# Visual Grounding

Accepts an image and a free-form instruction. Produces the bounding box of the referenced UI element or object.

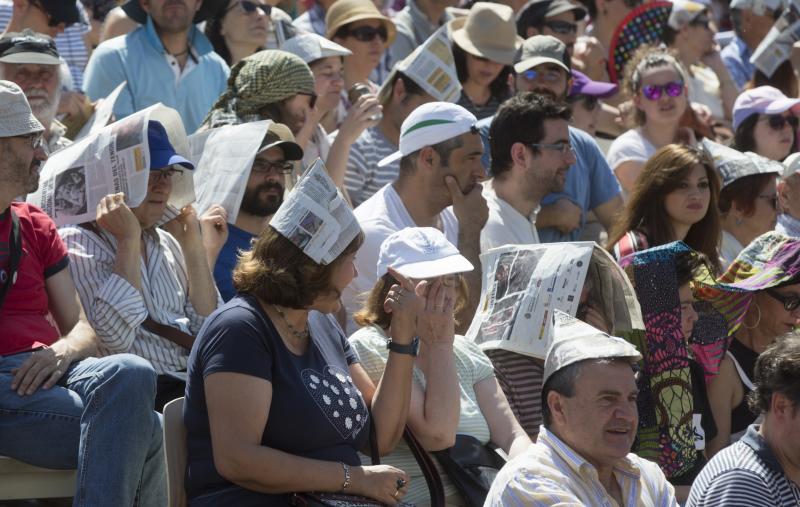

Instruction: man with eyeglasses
[83,0,229,133]
[477,35,623,244]
[0,29,73,153]
[481,93,575,252]
[516,0,586,55]
[210,122,304,302]
[0,80,167,505]
[59,120,223,411]
[722,0,783,91]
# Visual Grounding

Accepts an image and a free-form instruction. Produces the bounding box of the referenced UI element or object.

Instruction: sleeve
[344,137,370,207]
[200,307,274,382]
[28,205,69,278]
[458,337,495,384]
[59,227,147,353]
[687,470,779,507]
[720,47,748,91]
[387,29,416,69]
[605,133,649,171]
[573,130,621,210]
[349,328,389,385]
[82,42,135,118]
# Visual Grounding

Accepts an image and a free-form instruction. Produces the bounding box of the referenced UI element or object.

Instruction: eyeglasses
[543,20,578,34]
[765,289,800,312]
[641,81,684,101]
[758,194,779,210]
[251,158,294,175]
[523,68,563,83]
[31,0,74,28]
[13,132,44,150]
[298,91,318,109]
[226,0,272,16]
[529,142,574,156]
[149,167,180,184]
[762,114,799,131]
[342,25,388,43]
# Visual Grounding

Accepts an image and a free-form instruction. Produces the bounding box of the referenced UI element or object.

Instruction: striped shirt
[485,349,544,440]
[59,225,220,374]
[344,126,398,208]
[686,424,800,507]
[0,1,91,90]
[485,426,678,507]
[350,326,495,505]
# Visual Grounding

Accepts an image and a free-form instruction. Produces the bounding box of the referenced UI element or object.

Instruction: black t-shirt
[183,294,370,503]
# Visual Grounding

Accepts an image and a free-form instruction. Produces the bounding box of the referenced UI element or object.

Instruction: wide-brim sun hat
[325,0,397,45]
[733,86,800,131]
[0,80,44,137]
[122,0,227,24]
[376,227,474,280]
[449,2,522,66]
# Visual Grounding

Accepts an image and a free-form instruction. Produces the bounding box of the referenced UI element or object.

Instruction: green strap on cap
[401,118,456,138]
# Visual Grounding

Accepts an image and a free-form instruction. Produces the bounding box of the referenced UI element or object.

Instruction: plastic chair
[163,397,187,507]
[0,455,76,500]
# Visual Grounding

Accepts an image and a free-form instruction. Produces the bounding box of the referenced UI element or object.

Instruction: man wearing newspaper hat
[59,120,223,411]
[0,29,72,152]
[721,0,783,90]
[485,312,678,506]
[343,101,488,335]
[211,122,304,302]
[0,80,167,504]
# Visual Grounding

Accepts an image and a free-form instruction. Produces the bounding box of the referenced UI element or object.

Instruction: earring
[743,302,762,330]
[735,217,743,226]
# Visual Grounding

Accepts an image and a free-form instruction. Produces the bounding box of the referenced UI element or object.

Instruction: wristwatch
[386,336,420,357]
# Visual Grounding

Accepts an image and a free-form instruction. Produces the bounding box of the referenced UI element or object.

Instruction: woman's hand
[350,465,410,505]
[338,94,382,143]
[417,276,456,346]
[383,267,422,345]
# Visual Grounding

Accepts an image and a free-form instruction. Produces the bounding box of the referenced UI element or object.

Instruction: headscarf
[200,50,315,130]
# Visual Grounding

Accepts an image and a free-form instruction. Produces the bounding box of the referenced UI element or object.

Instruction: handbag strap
[404,427,445,507]
[0,208,22,311]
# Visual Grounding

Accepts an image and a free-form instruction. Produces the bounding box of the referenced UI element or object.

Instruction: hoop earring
[743,302,762,330]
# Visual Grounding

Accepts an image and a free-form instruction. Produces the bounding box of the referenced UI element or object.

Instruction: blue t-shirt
[184,295,370,505]
[477,117,621,243]
[213,224,255,302]
[720,35,755,91]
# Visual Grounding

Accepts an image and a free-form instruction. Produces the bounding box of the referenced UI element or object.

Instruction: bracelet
[339,462,351,491]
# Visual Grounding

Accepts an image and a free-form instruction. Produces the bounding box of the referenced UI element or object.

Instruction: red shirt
[0,202,69,355]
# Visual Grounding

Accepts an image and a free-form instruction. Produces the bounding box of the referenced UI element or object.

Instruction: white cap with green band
[377,102,478,167]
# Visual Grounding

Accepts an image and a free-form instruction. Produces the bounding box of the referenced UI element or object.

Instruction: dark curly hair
[748,333,800,415]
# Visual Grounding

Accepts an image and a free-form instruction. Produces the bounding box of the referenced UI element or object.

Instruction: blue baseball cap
[148,121,194,171]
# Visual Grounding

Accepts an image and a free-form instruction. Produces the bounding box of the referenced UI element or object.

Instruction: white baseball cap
[783,152,800,179]
[0,79,43,137]
[729,0,782,15]
[543,311,642,386]
[280,33,352,64]
[376,227,474,279]
[378,102,477,167]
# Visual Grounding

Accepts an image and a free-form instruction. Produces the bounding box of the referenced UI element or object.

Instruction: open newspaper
[190,120,271,223]
[74,81,127,142]
[270,159,360,265]
[27,103,194,227]
[751,0,800,77]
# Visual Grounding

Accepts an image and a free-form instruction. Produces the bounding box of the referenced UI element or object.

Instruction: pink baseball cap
[733,86,800,131]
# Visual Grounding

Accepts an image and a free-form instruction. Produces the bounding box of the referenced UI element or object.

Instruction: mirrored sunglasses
[641,81,684,101]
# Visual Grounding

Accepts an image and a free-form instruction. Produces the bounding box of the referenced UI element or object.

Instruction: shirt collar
[734,35,752,59]
[740,424,786,476]
[537,426,641,479]
[143,16,212,56]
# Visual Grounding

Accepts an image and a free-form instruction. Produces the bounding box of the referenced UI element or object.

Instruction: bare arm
[614,161,644,194]
[474,376,531,459]
[325,95,381,188]
[706,357,741,458]
[592,195,623,232]
[534,199,582,235]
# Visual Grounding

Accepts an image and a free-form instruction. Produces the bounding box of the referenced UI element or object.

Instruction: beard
[26,88,58,129]
[239,181,284,217]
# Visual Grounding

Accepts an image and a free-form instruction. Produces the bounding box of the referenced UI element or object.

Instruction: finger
[444,175,463,204]
[433,278,447,310]
[415,279,429,299]
[425,279,442,312]
[15,356,47,395]
[387,267,415,292]
[42,366,64,390]
[26,363,55,395]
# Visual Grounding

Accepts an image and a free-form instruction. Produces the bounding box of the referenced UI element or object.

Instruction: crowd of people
[3,0,800,506]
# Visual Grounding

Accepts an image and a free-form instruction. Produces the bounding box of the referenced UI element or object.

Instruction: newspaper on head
[27,103,195,227]
[74,82,127,142]
[269,158,360,265]
[751,0,800,77]
[190,120,272,223]
[465,242,595,359]
[378,25,461,104]
[701,138,782,188]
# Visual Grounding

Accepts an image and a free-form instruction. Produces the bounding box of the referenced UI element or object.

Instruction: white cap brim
[392,253,474,279]
[764,97,800,115]
[378,150,403,167]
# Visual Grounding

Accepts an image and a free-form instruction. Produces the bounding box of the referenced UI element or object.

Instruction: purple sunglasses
[641,81,684,101]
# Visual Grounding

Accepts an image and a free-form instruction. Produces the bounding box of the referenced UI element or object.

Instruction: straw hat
[448,2,522,66]
[325,0,397,45]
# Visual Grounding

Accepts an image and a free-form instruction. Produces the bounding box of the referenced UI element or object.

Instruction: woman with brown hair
[607,144,722,272]
[182,169,417,506]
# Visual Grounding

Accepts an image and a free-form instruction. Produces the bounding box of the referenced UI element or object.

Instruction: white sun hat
[376,227,474,279]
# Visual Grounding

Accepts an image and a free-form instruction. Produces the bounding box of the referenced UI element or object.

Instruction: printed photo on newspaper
[27,103,193,227]
[270,158,360,265]
[751,0,800,77]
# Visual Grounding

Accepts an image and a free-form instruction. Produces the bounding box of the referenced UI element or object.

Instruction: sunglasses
[641,81,684,101]
[13,132,44,150]
[762,114,799,131]
[765,289,800,312]
[342,25,388,43]
[298,91,318,109]
[543,20,578,35]
[226,0,272,16]
[523,68,563,83]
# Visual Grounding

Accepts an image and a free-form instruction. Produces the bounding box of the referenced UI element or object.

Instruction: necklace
[274,305,309,341]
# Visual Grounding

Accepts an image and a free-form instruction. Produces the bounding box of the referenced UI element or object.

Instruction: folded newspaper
[751,0,800,77]
[27,103,194,227]
[465,242,643,359]
[190,120,272,223]
[270,159,360,265]
[74,81,127,142]
[701,138,782,188]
